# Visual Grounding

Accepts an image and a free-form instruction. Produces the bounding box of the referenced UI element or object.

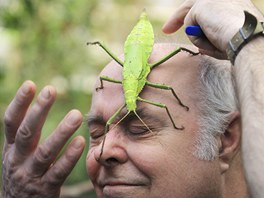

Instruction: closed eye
[86,114,106,141]
[127,125,152,136]
[122,108,163,136]
[89,124,105,140]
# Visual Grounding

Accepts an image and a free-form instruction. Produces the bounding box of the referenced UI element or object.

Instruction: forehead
[89,44,201,121]
[148,44,200,88]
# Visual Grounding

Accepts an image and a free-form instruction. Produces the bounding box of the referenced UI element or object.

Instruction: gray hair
[194,56,239,160]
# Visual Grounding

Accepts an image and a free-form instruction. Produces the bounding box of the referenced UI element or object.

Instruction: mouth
[99,180,148,194]
[102,183,147,197]
[98,176,149,187]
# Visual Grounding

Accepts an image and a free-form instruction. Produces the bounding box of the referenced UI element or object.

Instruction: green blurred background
[0,0,263,197]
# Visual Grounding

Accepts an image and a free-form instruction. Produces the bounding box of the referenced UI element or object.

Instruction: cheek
[127,144,187,196]
[127,137,222,197]
[127,139,189,182]
[129,132,194,171]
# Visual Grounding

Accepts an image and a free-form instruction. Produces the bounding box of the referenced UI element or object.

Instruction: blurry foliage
[0,0,99,196]
[0,0,264,197]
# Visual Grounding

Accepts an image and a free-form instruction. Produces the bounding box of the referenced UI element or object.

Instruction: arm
[234,37,264,198]
[162,0,264,197]
[2,81,85,198]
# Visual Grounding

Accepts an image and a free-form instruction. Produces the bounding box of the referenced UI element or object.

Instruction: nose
[94,127,128,167]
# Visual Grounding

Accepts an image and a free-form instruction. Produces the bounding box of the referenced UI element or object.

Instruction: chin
[95,185,149,198]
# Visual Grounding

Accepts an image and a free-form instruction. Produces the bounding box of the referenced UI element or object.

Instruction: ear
[219,112,241,174]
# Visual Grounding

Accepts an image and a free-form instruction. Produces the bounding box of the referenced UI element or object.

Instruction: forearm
[234,36,264,198]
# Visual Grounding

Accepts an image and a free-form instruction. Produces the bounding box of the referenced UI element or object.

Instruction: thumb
[162,0,195,34]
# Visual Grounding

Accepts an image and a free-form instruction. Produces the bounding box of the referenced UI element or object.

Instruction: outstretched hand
[163,0,263,59]
[2,81,85,198]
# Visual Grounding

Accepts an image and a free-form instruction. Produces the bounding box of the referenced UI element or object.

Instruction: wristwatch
[226,11,264,65]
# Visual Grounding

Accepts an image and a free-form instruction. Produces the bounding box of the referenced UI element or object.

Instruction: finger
[15,86,56,159]
[187,35,227,59]
[199,48,227,60]
[162,0,195,34]
[29,110,83,176]
[4,81,36,145]
[190,35,216,51]
[44,136,85,187]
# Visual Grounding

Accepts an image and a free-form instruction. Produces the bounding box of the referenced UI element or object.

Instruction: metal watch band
[226,11,264,65]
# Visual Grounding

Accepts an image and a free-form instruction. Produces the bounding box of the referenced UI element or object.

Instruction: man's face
[86,46,222,198]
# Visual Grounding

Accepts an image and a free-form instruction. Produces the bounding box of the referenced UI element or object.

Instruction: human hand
[163,0,264,59]
[2,81,85,198]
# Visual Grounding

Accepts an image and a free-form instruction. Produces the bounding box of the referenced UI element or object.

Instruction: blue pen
[185,25,204,37]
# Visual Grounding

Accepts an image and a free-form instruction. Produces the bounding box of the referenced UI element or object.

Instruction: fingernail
[41,87,50,99]
[66,110,82,125]
[22,81,31,95]
[73,137,83,149]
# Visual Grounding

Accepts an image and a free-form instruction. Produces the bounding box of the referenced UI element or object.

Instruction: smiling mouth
[99,179,148,188]
[101,181,148,188]
[102,184,146,197]
[104,183,143,187]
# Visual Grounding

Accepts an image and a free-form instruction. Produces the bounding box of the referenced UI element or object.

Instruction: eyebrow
[86,113,104,127]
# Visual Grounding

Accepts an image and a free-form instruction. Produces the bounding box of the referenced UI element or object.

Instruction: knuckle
[65,149,77,161]
[58,123,72,138]
[53,166,66,181]
[58,124,75,141]
[12,168,25,181]
[46,166,67,186]
[18,124,34,140]
[34,145,53,164]
[30,103,43,117]
[54,122,78,142]
[4,111,14,129]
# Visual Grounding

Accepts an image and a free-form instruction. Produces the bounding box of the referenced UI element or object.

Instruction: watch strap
[226,11,264,65]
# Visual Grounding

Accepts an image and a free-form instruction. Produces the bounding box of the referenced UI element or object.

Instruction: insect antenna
[111,110,153,134]
[111,110,131,131]
[133,110,153,133]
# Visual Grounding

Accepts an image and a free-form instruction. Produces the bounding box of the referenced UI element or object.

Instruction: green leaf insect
[87,10,199,159]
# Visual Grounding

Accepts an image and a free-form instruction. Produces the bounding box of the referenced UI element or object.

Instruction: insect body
[123,11,153,113]
[87,11,199,160]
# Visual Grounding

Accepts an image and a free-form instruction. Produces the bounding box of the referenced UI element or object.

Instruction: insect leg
[96,75,122,91]
[87,41,124,67]
[145,81,189,111]
[149,47,199,69]
[97,104,127,161]
[137,97,184,130]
